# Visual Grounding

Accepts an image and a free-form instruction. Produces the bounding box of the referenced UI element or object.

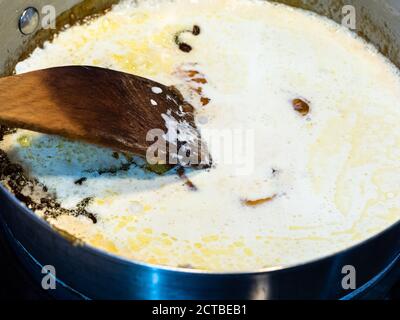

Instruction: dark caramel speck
[74,177,87,185]
[242,195,277,207]
[192,25,201,36]
[292,98,310,116]
[179,43,193,53]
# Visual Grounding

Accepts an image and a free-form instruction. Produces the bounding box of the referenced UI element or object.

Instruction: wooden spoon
[0,66,210,168]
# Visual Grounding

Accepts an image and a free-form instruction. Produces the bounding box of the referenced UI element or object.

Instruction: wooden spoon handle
[0,69,89,139]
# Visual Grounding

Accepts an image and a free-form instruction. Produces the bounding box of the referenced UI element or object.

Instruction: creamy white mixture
[1,0,400,271]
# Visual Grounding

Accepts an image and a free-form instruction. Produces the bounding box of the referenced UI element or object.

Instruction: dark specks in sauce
[112,152,120,159]
[175,25,201,53]
[242,195,277,207]
[0,125,16,141]
[177,167,198,191]
[74,177,87,185]
[179,43,193,53]
[192,25,201,36]
[0,149,97,224]
[292,98,310,116]
[74,197,96,224]
[174,64,211,106]
[272,168,280,177]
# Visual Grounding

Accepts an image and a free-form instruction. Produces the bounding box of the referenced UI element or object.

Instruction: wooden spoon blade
[0,66,211,168]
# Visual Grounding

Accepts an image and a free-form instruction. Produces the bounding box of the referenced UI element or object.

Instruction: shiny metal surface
[0,0,82,75]
[18,7,40,35]
[0,0,399,299]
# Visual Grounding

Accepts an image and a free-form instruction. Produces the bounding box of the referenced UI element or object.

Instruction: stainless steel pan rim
[1,182,399,276]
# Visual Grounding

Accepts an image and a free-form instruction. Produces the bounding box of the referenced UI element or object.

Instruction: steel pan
[0,0,399,299]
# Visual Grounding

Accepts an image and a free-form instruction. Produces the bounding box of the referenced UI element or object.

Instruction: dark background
[0,228,51,300]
